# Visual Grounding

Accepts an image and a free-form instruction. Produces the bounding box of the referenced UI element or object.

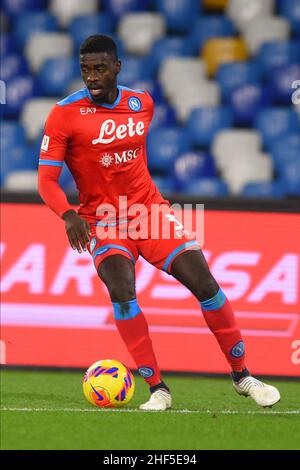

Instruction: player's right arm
[38,104,91,253]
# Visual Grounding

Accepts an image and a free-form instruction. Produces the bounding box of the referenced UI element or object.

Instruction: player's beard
[89,87,106,102]
[89,83,118,105]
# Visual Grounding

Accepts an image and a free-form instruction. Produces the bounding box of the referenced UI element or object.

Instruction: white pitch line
[1,407,299,415]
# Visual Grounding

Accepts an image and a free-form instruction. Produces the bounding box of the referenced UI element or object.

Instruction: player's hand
[62,210,91,253]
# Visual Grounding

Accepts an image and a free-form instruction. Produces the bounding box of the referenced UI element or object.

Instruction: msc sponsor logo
[92,117,145,145]
[99,148,141,167]
[128,96,142,112]
[100,153,114,167]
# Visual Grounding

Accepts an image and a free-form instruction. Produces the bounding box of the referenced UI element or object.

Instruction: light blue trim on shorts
[162,240,200,272]
[92,244,136,264]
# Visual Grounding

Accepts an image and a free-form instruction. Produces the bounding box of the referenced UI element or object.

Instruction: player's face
[80,52,121,103]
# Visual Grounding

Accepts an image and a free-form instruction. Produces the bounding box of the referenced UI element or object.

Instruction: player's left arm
[38,105,91,253]
[38,104,73,217]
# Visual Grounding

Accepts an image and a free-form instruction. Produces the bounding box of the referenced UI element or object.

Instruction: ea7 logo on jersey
[80,107,96,115]
[92,117,145,145]
[41,134,50,152]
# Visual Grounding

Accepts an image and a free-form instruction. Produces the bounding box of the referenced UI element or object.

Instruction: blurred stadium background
[1,0,300,377]
[1,1,300,450]
[1,0,300,198]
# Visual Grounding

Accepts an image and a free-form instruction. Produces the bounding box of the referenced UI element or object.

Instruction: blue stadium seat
[131,79,164,103]
[118,56,155,85]
[278,0,300,36]
[147,127,191,173]
[183,178,229,196]
[155,0,200,33]
[150,103,177,129]
[1,34,17,56]
[269,64,300,104]
[150,37,194,72]
[257,41,300,77]
[1,10,10,33]
[2,0,48,17]
[187,107,233,147]
[190,15,235,54]
[102,0,151,17]
[152,175,176,194]
[254,108,300,150]
[270,134,300,171]
[3,76,39,118]
[172,151,216,191]
[280,160,300,196]
[229,84,271,125]
[14,12,58,49]
[216,61,261,100]
[109,35,125,58]
[242,181,287,198]
[1,145,37,183]
[37,57,81,96]
[69,15,115,52]
[0,121,27,150]
[0,55,28,82]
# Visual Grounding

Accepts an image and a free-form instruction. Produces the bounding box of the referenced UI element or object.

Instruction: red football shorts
[87,205,201,274]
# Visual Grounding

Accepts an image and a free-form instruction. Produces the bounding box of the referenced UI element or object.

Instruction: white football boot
[139,389,172,411]
[233,376,280,407]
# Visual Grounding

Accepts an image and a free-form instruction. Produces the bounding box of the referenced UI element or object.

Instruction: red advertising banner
[1,203,300,376]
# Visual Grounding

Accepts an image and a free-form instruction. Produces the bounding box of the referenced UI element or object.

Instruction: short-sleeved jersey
[39,85,167,222]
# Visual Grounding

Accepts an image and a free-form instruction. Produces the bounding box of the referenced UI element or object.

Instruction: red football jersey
[38,85,167,222]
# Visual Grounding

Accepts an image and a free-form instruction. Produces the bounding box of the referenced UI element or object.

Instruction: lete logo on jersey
[92,117,145,145]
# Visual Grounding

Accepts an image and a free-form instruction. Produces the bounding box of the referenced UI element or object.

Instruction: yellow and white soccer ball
[82,359,135,408]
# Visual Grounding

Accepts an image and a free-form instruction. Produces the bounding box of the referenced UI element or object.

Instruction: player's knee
[98,255,136,302]
[197,274,219,301]
[107,278,136,302]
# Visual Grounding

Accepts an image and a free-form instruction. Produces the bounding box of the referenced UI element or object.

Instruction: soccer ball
[82,359,135,408]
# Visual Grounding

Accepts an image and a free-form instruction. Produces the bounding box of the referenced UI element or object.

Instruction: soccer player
[38,35,280,411]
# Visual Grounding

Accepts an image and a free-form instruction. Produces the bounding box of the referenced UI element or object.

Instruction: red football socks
[113,299,162,386]
[200,289,246,371]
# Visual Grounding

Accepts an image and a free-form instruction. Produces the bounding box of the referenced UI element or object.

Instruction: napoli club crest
[128,96,142,112]
[138,367,154,378]
[230,341,245,358]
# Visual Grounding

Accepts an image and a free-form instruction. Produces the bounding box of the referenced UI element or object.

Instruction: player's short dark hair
[79,35,118,59]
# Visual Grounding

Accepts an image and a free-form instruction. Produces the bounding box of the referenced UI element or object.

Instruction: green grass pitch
[1,369,299,450]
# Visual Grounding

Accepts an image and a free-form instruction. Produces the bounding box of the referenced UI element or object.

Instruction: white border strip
[1,407,299,415]
[1,303,299,337]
